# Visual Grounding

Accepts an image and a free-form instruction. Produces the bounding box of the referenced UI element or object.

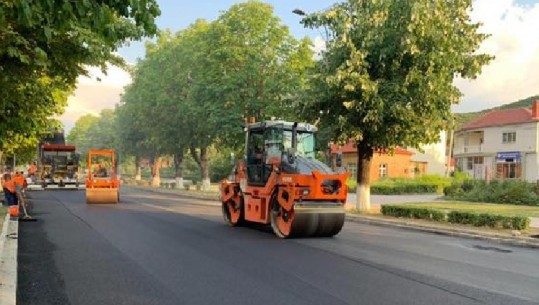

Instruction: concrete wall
[335,151,418,182]
[482,123,537,153]
[525,153,539,182]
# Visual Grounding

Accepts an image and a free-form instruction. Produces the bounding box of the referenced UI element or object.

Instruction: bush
[447,211,530,230]
[381,205,446,221]
[382,205,530,230]
[347,178,357,193]
[444,179,539,206]
[443,182,463,196]
[370,175,451,195]
[372,183,438,195]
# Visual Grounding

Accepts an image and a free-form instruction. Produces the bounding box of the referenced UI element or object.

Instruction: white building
[409,131,448,176]
[454,101,539,182]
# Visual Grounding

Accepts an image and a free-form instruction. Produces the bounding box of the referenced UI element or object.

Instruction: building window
[473,157,483,164]
[466,157,473,170]
[502,132,516,143]
[379,163,388,178]
[347,163,357,180]
[496,163,521,179]
[455,158,464,171]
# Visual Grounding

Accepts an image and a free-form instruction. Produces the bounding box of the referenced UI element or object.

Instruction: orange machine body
[85,149,120,204]
[220,120,349,238]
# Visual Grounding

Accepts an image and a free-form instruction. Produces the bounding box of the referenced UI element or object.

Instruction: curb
[346,214,539,249]
[0,213,18,305]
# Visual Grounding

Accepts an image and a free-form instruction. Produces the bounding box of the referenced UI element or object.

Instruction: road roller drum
[86,188,119,204]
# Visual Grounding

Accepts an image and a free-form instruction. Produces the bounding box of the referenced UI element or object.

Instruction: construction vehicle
[220,120,349,238]
[86,149,120,204]
[30,130,80,189]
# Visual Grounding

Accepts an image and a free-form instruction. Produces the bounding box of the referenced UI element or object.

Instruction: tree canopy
[301,0,493,210]
[117,1,314,188]
[0,0,160,158]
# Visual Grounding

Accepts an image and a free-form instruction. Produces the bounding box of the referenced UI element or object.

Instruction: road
[17,187,539,305]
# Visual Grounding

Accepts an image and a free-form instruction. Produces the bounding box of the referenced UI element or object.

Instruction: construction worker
[13,172,32,219]
[14,171,26,193]
[2,173,18,206]
[28,162,37,181]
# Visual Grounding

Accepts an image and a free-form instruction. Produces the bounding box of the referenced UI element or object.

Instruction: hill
[454,94,539,129]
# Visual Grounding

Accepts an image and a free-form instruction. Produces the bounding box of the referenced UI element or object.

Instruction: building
[330,142,427,182]
[408,131,448,176]
[453,100,539,182]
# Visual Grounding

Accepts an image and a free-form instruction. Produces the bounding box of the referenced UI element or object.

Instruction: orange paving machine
[220,120,348,238]
[86,149,120,204]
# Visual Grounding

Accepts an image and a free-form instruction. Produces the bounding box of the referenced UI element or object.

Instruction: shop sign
[496,151,521,163]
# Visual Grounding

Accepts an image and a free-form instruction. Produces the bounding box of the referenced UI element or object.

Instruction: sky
[59,0,539,132]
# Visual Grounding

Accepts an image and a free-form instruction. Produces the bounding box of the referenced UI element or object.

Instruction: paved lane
[17,188,539,305]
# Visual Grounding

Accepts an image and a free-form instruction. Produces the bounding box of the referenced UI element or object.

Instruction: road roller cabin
[220,120,349,238]
[86,149,120,204]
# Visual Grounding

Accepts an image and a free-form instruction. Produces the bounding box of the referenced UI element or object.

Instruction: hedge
[447,211,530,230]
[381,205,530,230]
[381,205,446,221]
[372,184,438,195]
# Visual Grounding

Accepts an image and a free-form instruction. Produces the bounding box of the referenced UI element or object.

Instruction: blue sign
[496,151,521,163]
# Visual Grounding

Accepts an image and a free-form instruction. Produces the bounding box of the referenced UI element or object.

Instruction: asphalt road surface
[17,187,539,305]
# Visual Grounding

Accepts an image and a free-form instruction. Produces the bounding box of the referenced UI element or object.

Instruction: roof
[41,144,76,151]
[461,108,539,131]
[330,142,414,156]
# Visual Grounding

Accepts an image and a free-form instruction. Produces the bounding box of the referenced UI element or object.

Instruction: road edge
[346,214,539,249]
[126,185,539,249]
[0,213,18,305]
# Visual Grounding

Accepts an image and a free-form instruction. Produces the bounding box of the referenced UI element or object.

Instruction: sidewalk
[345,193,442,210]
[128,185,539,248]
[0,213,18,305]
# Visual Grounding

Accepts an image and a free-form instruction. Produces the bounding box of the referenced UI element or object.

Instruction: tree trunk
[445,128,454,177]
[356,143,374,212]
[174,152,184,189]
[151,156,161,187]
[0,150,3,173]
[135,155,142,181]
[200,147,210,191]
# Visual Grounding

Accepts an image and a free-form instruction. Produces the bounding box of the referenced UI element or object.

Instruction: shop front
[495,151,521,179]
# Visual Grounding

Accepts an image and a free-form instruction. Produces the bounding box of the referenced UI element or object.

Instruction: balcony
[454,144,483,154]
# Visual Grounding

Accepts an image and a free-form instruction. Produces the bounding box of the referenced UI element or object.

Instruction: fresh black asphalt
[17,188,539,305]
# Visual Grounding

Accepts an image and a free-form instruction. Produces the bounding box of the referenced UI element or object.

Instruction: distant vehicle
[85,149,120,204]
[33,130,80,189]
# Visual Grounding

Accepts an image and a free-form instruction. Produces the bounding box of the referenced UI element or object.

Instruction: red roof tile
[330,141,414,156]
[461,108,539,130]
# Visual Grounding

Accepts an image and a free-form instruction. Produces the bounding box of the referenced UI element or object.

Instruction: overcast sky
[59,0,539,131]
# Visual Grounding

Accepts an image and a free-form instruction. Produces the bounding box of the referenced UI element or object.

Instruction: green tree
[119,1,314,190]
[0,0,160,164]
[67,114,99,160]
[301,0,492,210]
[190,1,314,189]
[67,110,118,164]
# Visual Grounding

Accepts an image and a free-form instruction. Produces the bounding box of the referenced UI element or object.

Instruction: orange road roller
[220,120,348,238]
[86,149,120,204]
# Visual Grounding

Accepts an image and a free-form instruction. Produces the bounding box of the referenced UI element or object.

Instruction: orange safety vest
[29,164,36,175]
[13,175,25,187]
[2,180,16,193]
